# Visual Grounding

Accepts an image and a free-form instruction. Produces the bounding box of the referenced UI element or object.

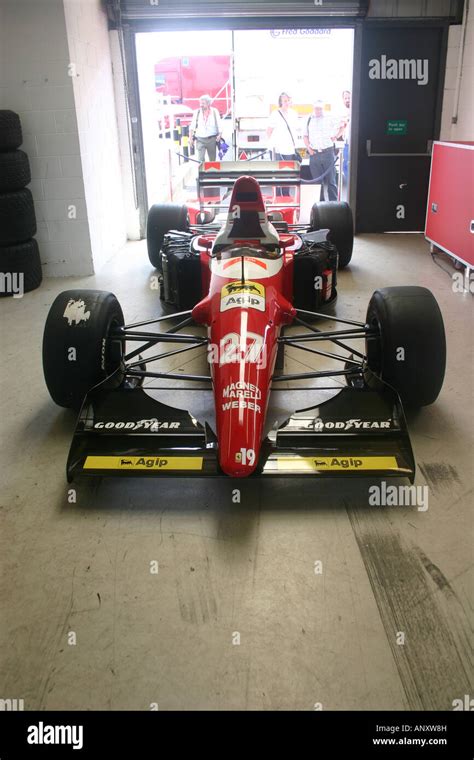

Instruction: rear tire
[43,290,124,409]
[147,203,189,271]
[365,286,446,407]
[310,201,353,269]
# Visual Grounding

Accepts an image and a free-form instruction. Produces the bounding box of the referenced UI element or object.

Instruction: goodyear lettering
[93,420,180,430]
[308,418,392,431]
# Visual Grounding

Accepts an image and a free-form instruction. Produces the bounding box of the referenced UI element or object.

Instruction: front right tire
[365,286,446,407]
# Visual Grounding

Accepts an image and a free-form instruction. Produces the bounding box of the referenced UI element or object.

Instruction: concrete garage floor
[0,233,472,711]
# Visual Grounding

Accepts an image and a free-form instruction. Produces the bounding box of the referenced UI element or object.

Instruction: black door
[356,25,447,232]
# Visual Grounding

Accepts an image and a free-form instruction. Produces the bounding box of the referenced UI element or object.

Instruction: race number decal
[207,331,267,367]
[220,280,265,312]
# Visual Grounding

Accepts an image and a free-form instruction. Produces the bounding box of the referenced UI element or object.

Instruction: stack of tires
[0,110,42,297]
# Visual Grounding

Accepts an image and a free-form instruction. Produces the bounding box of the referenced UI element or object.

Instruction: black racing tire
[147,203,189,271]
[366,286,446,408]
[0,188,36,245]
[0,111,23,151]
[0,150,31,191]
[43,290,125,409]
[0,239,42,296]
[310,201,353,269]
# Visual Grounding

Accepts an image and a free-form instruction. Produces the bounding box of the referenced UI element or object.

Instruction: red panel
[425,142,474,266]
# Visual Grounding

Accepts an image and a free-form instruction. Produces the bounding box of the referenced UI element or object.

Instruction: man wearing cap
[303,100,340,201]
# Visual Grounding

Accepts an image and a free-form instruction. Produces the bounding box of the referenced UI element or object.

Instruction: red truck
[155,55,232,117]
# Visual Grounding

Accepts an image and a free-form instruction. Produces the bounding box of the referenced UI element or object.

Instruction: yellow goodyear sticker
[84,456,203,471]
[220,280,265,312]
[276,455,400,472]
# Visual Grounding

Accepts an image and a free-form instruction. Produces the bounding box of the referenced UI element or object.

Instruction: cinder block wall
[440,5,474,141]
[0,0,93,276]
[63,0,126,271]
[0,0,126,277]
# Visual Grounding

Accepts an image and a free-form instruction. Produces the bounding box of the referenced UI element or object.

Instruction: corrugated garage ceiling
[106,0,463,24]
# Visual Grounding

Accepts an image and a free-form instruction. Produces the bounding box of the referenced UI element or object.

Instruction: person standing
[189,94,222,162]
[267,92,300,161]
[338,90,351,191]
[267,92,300,196]
[303,100,340,202]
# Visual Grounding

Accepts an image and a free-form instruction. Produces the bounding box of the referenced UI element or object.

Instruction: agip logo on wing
[220,281,265,312]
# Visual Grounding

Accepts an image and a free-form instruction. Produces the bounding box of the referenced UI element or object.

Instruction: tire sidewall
[366,287,446,407]
[43,290,124,408]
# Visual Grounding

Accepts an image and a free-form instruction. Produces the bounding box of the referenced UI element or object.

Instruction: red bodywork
[192,176,297,476]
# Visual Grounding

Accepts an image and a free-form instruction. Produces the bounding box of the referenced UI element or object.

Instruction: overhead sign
[270,29,332,39]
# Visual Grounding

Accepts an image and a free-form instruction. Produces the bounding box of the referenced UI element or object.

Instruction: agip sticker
[220,281,265,312]
[276,456,400,472]
[83,456,203,471]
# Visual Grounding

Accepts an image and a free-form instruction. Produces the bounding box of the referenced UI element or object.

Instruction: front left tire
[43,290,124,409]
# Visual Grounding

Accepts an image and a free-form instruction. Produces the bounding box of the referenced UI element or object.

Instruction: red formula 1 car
[146,160,354,273]
[43,174,446,481]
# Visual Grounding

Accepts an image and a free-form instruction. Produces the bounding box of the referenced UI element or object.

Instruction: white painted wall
[63,0,126,272]
[109,31,141,240]
[0,0,93,277]
[0,0,128,276]
[440,4,474,141]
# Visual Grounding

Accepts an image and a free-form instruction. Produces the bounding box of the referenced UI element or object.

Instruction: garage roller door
[108,0,369,22]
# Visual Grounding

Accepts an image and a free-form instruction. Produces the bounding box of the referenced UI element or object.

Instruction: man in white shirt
[267,92,300,196]
[303,100,340,201]
[189,94,223,162]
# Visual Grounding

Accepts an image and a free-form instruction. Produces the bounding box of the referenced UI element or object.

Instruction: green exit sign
[387,120,408,135]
